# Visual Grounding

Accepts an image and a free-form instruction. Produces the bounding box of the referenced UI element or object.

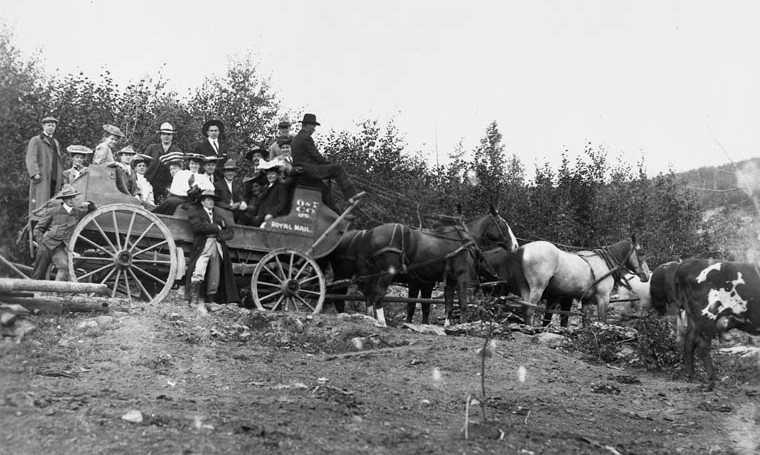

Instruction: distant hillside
[674,157,760,211]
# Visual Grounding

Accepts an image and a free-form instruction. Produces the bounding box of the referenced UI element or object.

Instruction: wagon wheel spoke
[298,274,320,287]
[132,239,170,258]
[131,264,168,288]
[259,290,283,304]
[76,263,113,282]
[127,221,156,253]
[91,218,117,252]
[77,233,115,258]
[131,259,174,265]
[128,268,152,300]
[111,210,122,250]
[110,269,122,298]
[262,265,285,284]
[123,210,137,250]
[298,289,323,297]
[288,252,296,280]
[274,256,287,281]
[292,260,310,281]
[257,281,281,288]
[98,267,117,285]
[122,269,132,302]
[294,294,316,312]
[271,295,285,311]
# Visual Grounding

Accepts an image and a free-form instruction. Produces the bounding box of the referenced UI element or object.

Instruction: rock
[530,332,567,348]
[95,316,114,326]
[77,320,98,330]
[402,323,446,336]
[122,409,143,423]
[615,346,636,360]
[168,313,182,320]
[5,392,35,408]
[350,337,366,350]
[511,332,533,343]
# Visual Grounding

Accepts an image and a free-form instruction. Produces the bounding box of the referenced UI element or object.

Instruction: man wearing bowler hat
[145,122,183,203]
[291,113,365,209]
[26,116,64,214]
[31,184,96,281]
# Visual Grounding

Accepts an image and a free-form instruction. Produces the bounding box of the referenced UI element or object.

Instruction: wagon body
[34,164,353,311]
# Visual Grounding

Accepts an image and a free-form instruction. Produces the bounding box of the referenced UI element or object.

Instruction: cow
[656,259,760,383]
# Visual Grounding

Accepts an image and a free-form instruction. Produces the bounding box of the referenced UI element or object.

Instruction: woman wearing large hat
[145,121,183,204]
[62,145,93,185]
[185,186,239,311]
[92,124,125,165]
[247,160,289,227]
[111,145,140,198]
[30,184,96,281]
[132,153,155,206]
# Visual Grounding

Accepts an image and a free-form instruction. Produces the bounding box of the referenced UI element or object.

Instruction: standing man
[31,184,96,281]
[291,113,365,207]
[145,122,183,203]
[268,119,294,160]
[193,119,227,180]
[186,188,239,312]
[26,116,64,214]
[92,124,125,165]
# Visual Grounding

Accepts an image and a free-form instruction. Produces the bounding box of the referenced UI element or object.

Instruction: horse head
[486,205,519,252]
[626,234,649,283]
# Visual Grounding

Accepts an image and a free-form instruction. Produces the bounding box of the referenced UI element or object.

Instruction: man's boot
[188,281,201,306]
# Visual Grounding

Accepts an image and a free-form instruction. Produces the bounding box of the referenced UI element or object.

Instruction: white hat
[157,122,176,134]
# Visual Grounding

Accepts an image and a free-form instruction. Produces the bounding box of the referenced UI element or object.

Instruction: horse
[358,206,518,327]
[496,237,648,325]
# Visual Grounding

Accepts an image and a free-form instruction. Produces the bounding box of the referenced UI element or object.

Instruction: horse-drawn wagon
[26,164,357,312]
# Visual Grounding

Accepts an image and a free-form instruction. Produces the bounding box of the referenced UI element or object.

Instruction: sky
[2,0,759,177]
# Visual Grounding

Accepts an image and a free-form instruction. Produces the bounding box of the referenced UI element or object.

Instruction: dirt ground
[1,292,759,455]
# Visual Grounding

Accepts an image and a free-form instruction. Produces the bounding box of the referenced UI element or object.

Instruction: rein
[576,242,638,299]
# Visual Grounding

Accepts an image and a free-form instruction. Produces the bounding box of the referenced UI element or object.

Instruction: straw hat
[66,145,93,155]
[156,122,176,134]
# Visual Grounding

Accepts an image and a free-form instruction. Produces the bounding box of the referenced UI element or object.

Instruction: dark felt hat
[202,119,225,136]
[221,159,238,170]
[244,145,266,161]
[278,120,291,129]
[299,113,320,126]
[54,184,81,199]
[116,145,136,156]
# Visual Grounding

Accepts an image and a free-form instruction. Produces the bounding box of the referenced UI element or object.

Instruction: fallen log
[0,295,113,314]
[0,278,108,295]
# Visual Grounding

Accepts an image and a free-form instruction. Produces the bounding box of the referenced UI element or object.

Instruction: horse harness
[576,243,637,300]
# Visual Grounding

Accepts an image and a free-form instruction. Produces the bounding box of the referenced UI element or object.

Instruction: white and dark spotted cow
[671,259,760,382]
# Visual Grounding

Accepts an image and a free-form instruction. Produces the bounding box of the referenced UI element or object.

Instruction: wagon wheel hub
[283,279,300,296]
[115,250,132,268]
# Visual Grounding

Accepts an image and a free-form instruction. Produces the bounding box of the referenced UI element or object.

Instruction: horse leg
[525,288,545,327]
[597,295,610,323]
[559,297,572,327]
[580,299,593,327]
[420,283,433,325]
[542,298,555,327]
[406,281,420,323]
[443,281,455,327]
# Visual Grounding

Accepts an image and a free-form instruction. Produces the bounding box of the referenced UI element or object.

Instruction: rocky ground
[1,292,759,454]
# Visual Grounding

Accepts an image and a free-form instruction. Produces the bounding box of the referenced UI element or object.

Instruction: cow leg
[406,281,420,323]
[420,284,433,325]
[696,335,716,383]
[682,321,699,380]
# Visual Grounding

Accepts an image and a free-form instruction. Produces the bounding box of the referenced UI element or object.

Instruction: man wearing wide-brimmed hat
[145,122,183,203]
[25,116,64,214]
[291,113,365,210]
[62,145,93,185]
[31,184,96,281]
[92,124,125,165]
[215,159,247,219]
[186,188,239,312]
[193,119,228,171]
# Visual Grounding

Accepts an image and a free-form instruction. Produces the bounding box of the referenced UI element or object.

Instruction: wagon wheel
[251,248,325,314]
[68,203,178,305]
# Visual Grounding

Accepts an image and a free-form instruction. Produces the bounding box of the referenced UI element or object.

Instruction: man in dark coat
[249,160,290,227]
[291,113,364,210]
[214,159,247,221]
[31,184,96,281]
[145,122,183,203]
[185,189,239,312]
[26,116,64,214]
[193,119,227,181]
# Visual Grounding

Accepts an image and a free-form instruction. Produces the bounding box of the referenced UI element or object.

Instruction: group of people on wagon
[24,113,365,310]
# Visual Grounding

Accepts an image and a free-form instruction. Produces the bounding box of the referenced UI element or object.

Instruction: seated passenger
[62,145,92,184]
[201,156,221,185]
[132,153,155,207]
[249,160,289,227]
[112,145,140,198]
[186,153,211,190]
[152,152,189,215]
[92,124,124,165]
[237,172,266,226]
[215,159,247,220]
[270,138,293,177]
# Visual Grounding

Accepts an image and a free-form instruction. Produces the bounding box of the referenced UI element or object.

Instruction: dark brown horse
[358,206,518,327]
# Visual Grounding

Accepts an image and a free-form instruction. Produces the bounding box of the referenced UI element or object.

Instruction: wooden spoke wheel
[251,248,325,314]
[68,203,177,305]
